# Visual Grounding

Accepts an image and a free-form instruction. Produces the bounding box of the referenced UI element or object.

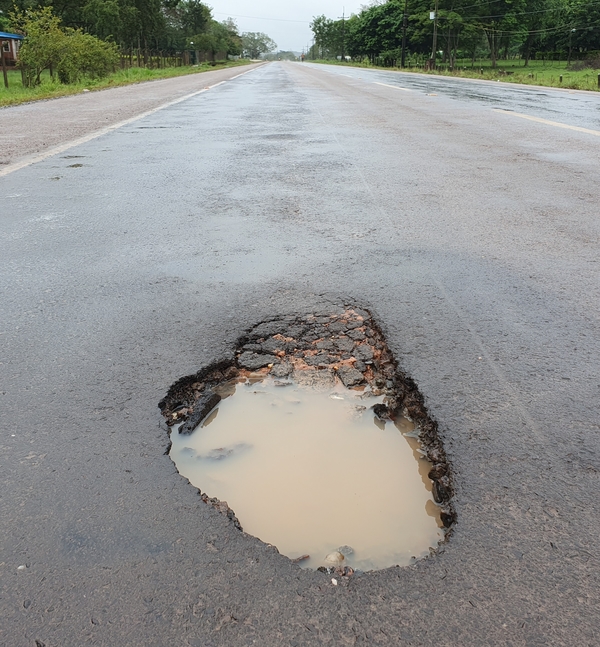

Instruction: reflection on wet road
[307,62,600,131]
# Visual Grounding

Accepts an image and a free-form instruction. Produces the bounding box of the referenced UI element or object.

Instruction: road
[1,62,599,646]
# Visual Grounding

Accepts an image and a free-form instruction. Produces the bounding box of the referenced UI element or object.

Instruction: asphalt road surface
[1,62,599,647]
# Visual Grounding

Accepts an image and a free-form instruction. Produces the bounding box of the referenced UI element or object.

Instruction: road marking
[373,81,412,92]
[230,66,263,80]
[493,108,600,137]
[0,66,264,178]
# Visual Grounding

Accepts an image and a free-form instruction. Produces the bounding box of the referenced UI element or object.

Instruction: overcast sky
[208,1,365,53]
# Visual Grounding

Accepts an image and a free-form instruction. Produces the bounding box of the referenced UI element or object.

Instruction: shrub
[57,29,119,84]
[10,7,65,86]
[568,55,600,71]
[9,6,118,86]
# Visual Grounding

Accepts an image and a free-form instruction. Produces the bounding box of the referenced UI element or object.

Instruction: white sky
[208,1,365,53]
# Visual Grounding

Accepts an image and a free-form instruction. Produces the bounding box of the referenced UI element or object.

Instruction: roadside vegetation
[0,60,249,107]
[0,1,276,105]
[308,0,600,91]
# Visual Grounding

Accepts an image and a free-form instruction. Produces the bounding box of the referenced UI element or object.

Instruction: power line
[461,7,568,19]
[431,0,600,13]
[212,12,309,24]
[473,19,599,34]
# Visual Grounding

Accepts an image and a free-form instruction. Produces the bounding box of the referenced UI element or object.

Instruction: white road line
[0,66,264,178]
[373,81,412,92]
[493,108,600,137]
[229,64,268,80]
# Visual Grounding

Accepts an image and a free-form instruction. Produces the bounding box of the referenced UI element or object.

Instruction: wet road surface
[1,62,599,646]
[0,63,265,172]
[307,61,600,131]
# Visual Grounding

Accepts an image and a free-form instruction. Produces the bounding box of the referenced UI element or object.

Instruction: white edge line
[492,108,600,137]
[230,63,267,80]
[373,81,412,92]
[0,65,265,178]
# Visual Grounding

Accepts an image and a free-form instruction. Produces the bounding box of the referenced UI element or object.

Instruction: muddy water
[170,377,444,571]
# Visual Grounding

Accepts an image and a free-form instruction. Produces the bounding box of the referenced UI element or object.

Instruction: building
[0,32,24,66]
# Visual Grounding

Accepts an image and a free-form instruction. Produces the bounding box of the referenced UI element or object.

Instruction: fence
[118,49,228,69]
[1,47,229,89]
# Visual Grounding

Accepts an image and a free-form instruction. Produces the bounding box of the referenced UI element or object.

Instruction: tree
[10,5,118,85]
[81,0,121,42]
[162,0,214,50]
[219,17,242,56]
[241,31,276,58]
[263,50,297,60]
[178,0,211,35]
[0,9,11,31]
[10,6,66,85]
[568,0,600,53]
[310,15,335,57]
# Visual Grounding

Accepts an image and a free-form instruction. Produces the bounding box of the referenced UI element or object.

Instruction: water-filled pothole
[160,307,455,574]
[170,376,443,570]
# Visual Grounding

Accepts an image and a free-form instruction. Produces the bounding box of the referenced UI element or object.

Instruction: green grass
[312,58,600,92]
[0,59,252,108]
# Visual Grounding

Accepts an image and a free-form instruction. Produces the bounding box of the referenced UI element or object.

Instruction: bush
[568,55,600,71]
[57,30,119,84]
[10,6,118,86]
[10,7,64,86]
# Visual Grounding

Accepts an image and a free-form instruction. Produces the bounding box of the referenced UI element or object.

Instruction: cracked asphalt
[1,62,599,646]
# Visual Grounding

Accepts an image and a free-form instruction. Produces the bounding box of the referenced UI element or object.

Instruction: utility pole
[340,8,346,63]
[430,0,439,69]
[568,28,576,65]
[401,0,408,68]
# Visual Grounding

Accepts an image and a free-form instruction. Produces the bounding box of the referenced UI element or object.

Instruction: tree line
[310,0,600,68]
[0,0,277,86]
[1,0,277,55]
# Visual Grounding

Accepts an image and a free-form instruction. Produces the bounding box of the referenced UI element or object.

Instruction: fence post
[1,40,8,89]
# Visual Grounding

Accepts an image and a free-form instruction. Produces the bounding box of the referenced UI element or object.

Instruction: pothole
[160,307,455,574]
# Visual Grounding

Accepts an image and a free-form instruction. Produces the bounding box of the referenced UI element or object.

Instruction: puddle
[170,376,443,571]
[161,307,455,575]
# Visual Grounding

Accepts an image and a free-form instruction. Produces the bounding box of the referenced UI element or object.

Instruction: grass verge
[0,59,252,108]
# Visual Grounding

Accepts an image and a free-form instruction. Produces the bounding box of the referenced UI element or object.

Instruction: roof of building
[0,31,24,40]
